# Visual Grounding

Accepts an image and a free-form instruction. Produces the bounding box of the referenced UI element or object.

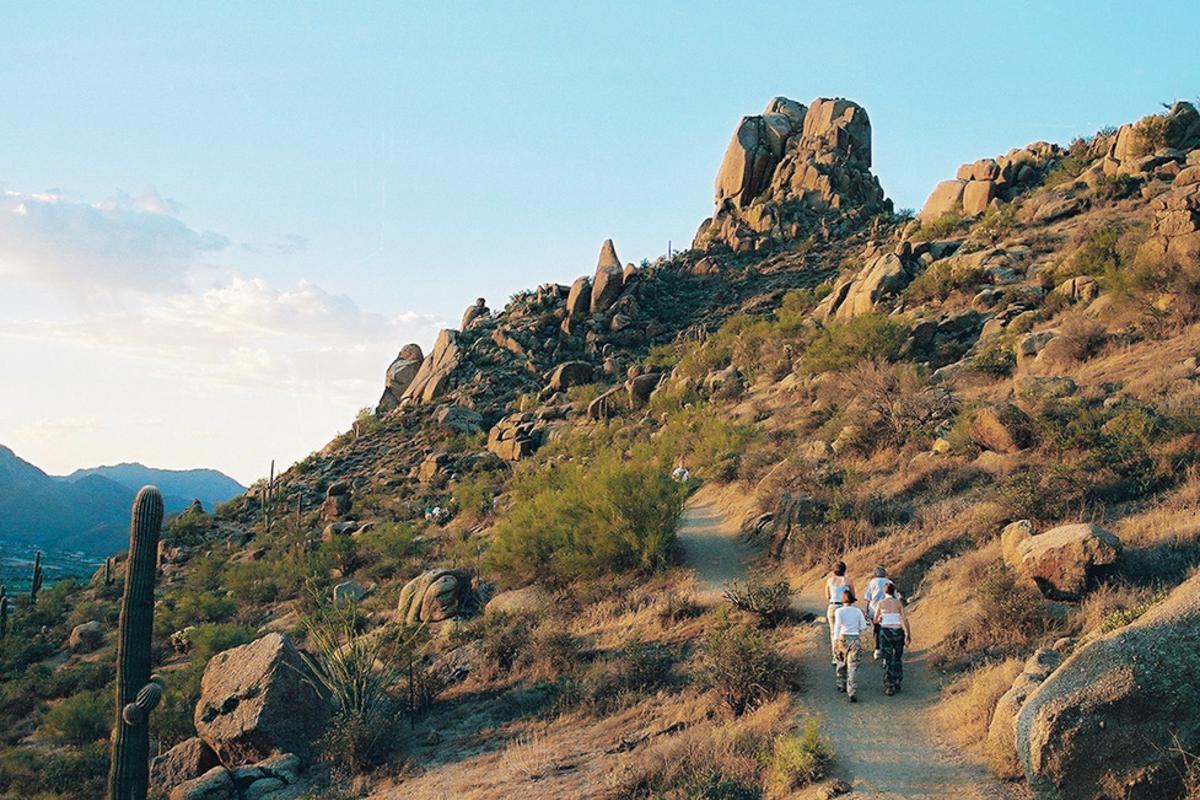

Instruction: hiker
[832,587,870,702]
[873,582,911,695]
[863,566,890,659]
[825,561,851,663]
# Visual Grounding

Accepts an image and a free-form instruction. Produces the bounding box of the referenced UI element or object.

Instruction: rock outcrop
[401,329,462,405]
[590,239,626,313]
[696,96,890,252]
[67,620,104,653]
[152,737,221,792]
[919,143,1063,221]
[396,568,473,624]
[194,633,330,765]
[969,404,1034,454]
[987,648,1063,779]
[376,343,425,414]
[1016,572,1200,800]
[815,251,917,319]
[1006,522,1122,599]
[460,297,489,330]
[168,753,303,800]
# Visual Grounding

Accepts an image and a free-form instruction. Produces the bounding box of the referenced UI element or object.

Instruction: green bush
[487,456,686,587]
[0,742,108,799]
[912,211,965,241]
[695,624,793,716]
[903,260,989,304]
[767,718,834,791]
[40,690,111,745]
[800,314,910,374]
[452,469,504,524]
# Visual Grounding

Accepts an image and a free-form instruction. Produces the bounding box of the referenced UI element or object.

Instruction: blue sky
[1,1,1197,483]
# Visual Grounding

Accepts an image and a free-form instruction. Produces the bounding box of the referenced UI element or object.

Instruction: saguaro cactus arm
[121,675,165,726]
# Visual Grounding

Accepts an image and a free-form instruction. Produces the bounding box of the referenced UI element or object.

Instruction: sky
[1,1,1197,485]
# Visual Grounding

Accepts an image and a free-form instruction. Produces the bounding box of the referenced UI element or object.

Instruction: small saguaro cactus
[107,486,165,800]
[105,557,114,587]
[0,590,8,636]
[30,551,44,603]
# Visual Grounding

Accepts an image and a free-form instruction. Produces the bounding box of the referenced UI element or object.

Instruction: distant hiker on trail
[864,566,890,659]
[832,587,870,703]
[671,465,690,483]
[874,582,911,696]
[825,561,851,663]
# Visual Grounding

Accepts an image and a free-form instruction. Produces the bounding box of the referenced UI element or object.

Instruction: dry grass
[934,658,1023,763]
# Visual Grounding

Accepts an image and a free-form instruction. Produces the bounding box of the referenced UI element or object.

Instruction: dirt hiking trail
[678,498,1022,800]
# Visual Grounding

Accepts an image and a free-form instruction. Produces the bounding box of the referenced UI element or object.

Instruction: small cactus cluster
[107,486,165,800]
[30,551,44,603]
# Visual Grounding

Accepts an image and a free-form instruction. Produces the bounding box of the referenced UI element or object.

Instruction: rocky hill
[4,95,1200,800]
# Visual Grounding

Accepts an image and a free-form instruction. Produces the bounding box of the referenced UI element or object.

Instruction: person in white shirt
[863,566,890,659]
[873,582,911,696]
[832,587,870,702]
[825,561,851,664]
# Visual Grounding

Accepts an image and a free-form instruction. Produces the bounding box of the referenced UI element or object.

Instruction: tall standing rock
[566,276,592,319]
[590,239,625,314]
[108,486,165,800]
[376,343,424,413]
[401,329,461,405]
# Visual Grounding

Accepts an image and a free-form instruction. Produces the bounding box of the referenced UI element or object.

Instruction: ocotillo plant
[30,551,44,603]
[107,486,165,800]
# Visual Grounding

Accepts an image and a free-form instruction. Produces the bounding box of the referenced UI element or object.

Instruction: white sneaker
[873,650,881,660]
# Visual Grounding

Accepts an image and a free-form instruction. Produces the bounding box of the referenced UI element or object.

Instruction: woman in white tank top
[873,582,910,696]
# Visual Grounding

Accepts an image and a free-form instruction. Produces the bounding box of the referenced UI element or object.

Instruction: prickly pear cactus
[107,486,165,800]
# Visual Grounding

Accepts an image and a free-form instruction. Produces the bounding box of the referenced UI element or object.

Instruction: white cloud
[0,185,228,293]
[0,276,444,397]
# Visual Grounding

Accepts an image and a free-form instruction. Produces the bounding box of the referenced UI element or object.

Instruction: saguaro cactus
[107,486,165,800]
[105,557,114,587]
[30,551,44,603]
[0,589,8,636]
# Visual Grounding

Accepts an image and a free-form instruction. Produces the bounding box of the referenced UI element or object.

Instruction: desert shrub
[1105,249,1200,332]
[300,601,415,773]
[1093,173,1141,201]
[1054,314,1108,362]
[837,360,957,447]
[904,259,989,304]
[357,521,424,579]
[722,579,791,628]
[165,507,213,546]
[0,741,108,799]
[452,468,504,524]
[40,689,111,745]
[800,314,910,374]
[473,612,534,677]
[1131,113,1169,157]
[971,337,1017,376]
[1061,227,1122,280]
[657,406,757,483]
[573,639,677,713]
[934,657,1023,773]
[912,211,965,241]
[1043,138,1092,187]
[487,456,686,587]
[766,717,833,792]
[974,202,1018,242]
[1096,587,1169,634]
[695,624,794,716]
[972,561,1048,640]
[776,285,831,329]
[523,625,581,680]
[318,534,361,576]
[352,406,381,437]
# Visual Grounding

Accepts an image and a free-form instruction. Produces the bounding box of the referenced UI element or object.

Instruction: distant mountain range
[0,445,244,555]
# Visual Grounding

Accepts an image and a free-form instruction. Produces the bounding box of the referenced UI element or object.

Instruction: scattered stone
[547,360,595,392]
[332,580,366,606]
[153,737,221,791]
[1013,374,1077,403]
[319,481,351,522]
[1000,519,1035,569]
[418,452,451,485]
[434,404,483,434]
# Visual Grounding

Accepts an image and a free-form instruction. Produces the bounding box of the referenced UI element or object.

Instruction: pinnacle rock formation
[695,96,891,252]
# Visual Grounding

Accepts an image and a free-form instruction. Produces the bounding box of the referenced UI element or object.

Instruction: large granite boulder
[1016,572,1200,799]
[986,648,1062,779]
[1013,523,1122,599]
[920,180,966,221]
[194,634,330,765]
[397,568,473,624]
[590,239,626,314]
[816,252,916,319]
[547,360,594,392]
[566,276,591,319]
[459,297,489,330]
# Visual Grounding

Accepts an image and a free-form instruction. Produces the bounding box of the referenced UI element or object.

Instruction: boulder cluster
[920,143,1063,221]
[695,96,891,252]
